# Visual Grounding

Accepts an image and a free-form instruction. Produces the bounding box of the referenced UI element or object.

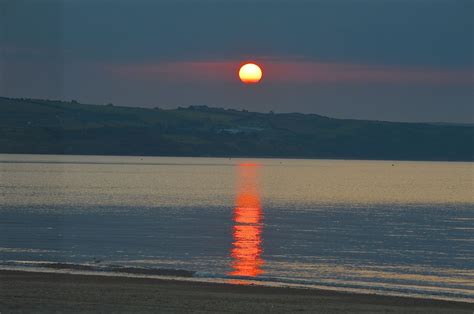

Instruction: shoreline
[1,152,473,163]
[1,270,472,313]
[1,264,473,304]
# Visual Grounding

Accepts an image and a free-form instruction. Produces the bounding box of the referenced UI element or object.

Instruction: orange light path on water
[229,163,264,278]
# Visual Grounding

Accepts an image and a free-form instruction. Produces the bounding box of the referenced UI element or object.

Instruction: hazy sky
[1,0,473,122]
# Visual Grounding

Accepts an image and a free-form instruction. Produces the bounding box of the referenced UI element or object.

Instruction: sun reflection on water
[229,163,264,278]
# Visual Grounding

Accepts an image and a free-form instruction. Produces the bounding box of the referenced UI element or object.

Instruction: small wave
[0,260,195,277]
[0,247,58,253]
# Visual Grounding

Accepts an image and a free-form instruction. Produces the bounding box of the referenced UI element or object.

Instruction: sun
[239,63,263,84]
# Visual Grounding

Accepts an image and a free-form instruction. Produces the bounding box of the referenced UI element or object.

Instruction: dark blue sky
[1,0,473,122]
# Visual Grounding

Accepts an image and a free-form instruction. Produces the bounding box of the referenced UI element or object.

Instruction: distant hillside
[0,97,472,161]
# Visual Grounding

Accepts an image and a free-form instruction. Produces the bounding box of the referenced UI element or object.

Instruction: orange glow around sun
[238,63,263,84]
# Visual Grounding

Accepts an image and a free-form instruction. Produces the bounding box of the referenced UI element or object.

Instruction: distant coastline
[1,96,472,161]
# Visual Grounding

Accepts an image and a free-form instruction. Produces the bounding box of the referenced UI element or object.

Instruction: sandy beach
[0,270,472,313]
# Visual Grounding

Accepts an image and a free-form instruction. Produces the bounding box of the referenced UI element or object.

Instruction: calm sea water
[0,154,473,302]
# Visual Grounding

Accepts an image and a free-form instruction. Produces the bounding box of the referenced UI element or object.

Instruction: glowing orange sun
[239,63,263,84]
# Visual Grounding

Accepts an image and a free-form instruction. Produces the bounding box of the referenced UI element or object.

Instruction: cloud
[105,61,237,82]
[106,59,474,86]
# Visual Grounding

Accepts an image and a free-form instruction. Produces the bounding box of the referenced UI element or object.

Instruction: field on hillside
[1,97,472,161]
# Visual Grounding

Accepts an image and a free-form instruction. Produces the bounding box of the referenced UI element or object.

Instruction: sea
[0,154,473,302]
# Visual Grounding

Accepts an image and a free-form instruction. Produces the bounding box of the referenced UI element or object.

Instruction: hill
[0,97,472,161]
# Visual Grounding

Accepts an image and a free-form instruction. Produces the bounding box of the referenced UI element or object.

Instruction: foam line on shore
[1,263,473,304]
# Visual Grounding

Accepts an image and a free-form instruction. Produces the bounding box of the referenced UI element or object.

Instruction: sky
[1,0,473,123]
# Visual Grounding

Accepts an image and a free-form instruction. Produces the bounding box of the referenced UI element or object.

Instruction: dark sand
[0,270,472,313]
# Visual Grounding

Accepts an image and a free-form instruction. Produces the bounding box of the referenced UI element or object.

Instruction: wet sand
[0,270,472,313]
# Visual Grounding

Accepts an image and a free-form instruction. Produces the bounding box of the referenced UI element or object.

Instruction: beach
[0,270,472,313]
